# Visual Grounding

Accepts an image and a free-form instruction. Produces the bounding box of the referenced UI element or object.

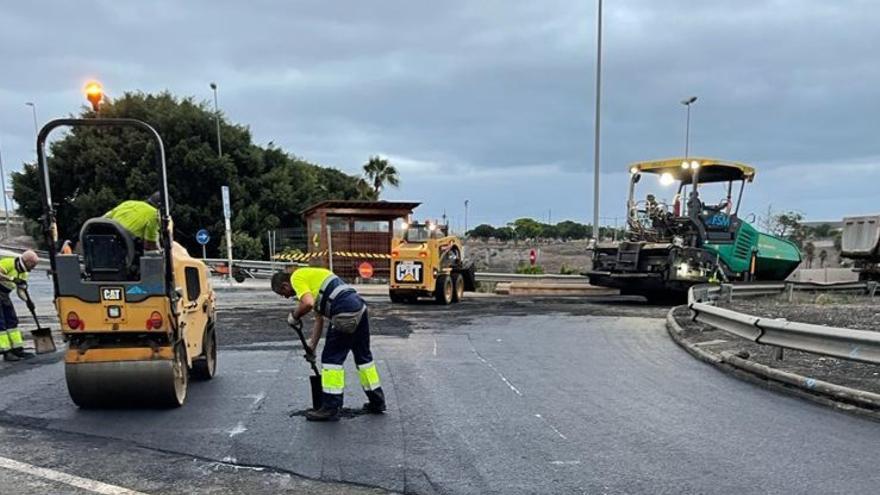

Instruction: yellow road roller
[36,116,216,408]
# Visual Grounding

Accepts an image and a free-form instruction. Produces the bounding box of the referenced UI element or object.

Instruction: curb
[666,306,880,418]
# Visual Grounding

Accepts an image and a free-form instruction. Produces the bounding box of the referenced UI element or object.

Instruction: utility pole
[591,0,603,240]
[210,83,222,158]
[464,199,469,235]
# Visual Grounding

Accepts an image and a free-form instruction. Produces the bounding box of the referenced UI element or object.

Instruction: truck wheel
[435,275,453,305]
[191,324,217,380]
[451,273,464,303]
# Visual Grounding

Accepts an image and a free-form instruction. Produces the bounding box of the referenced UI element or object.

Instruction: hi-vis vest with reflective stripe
[0,257,27,293]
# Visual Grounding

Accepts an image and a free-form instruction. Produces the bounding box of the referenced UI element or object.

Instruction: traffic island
[667,305,880,419]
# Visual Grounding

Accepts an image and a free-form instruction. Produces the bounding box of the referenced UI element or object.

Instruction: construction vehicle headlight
[107,306,121,318]
[672,236,684,247]
[660,173,675,186]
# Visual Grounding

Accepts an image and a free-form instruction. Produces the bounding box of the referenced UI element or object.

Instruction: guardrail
[689,280,880,365]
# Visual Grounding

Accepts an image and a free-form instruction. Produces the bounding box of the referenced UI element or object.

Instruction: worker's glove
[303,350,317,364]
[287,311,302,329]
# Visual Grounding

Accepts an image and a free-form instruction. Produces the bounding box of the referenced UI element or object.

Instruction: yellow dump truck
[389,221,476,304]
[37,117,216,408]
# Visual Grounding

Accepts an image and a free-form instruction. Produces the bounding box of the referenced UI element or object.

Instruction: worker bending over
[0,251,39,362]
[271,267,386,421]
[104,192,162,251]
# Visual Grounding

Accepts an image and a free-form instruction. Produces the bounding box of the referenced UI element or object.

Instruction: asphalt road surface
[3,277,880,494]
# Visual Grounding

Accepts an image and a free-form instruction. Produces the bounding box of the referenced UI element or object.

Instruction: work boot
[363,388,386,413]
[305,407,340,422]
[362,401,386,414]
[11,348,35,359]
[2,351,21,362]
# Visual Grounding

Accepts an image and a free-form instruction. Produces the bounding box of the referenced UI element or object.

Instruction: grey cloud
[1,1,878,225]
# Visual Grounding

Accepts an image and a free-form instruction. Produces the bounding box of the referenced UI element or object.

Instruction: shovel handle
[289,320,321,376]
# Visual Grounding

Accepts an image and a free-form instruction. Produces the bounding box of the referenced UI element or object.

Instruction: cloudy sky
[1,1,878,229]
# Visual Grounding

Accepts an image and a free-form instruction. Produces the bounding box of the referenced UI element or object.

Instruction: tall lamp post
[680,96,698,157]
[24,102,38,142]
[591,0,603,241]
[464,199,469,235]
[209,82,222,158]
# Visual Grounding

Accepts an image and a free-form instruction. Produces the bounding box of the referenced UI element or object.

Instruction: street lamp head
[210,82,217,90]
[680,96,698,106]
[25,102,35,107]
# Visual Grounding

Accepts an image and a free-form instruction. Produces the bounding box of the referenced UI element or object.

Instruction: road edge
[666,306,880,420]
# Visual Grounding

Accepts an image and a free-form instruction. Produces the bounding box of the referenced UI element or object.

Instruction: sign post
[196,229,210,260]
[221,186,233,282]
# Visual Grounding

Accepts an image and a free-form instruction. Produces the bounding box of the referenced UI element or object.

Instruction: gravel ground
[673,301,880,395]
[724,292,880,331]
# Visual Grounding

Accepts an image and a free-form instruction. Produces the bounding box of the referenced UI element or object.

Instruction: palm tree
[362,156,400,196]
[355,178,377,201]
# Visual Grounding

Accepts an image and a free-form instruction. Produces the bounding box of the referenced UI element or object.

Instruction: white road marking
[432,337,438,356]
[550,460,581,465]
[227,421,247,437]
[0,455,147,495]
[535,414,567,440]
[472,350,522,396]
[246,392,266,408]
[694,339,728,347]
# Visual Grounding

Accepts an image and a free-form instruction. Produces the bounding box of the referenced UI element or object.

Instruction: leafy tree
[494,226,515,241]
[812,223,834,239]
[468,224,497,239]
[818,249,828,268]
[220,231,264,261]
[556,220,589,240]
[539,223,559,239]
[362,156,399,195]
[12,91,366,257]
[510,218,542,240]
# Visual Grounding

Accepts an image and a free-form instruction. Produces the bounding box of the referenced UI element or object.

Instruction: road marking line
[550,460,581,465]
[535,414,567,440]
[227,421,247,437]
[0,455,147,495]
[432,337,438,356]
[472,350,522,396]
[694,339,728,347]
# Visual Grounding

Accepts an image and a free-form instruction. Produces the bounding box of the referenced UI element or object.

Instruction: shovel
[289,319,322,409]
[19,286,56,354]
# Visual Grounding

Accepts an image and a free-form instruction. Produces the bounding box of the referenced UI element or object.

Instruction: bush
[559,264,580,275]
[516,263,544,275]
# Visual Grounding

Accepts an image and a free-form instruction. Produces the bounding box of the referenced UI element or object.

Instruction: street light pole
[25,102,38,136]
[680,96,698,157]
[464,199,469,235]
[0,140,10,239]
[209,83,222,158]
[592,0,603,241]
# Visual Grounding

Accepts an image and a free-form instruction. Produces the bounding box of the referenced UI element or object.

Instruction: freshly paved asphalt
[2,278,880,494]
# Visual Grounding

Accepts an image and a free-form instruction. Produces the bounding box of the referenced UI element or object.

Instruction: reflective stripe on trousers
[357,361,381,391]
[8,329,22,348]
[321,363,345,395]
[0,331,10,351]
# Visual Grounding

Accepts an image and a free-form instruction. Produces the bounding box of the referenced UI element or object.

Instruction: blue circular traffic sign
[196,229,210,245]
